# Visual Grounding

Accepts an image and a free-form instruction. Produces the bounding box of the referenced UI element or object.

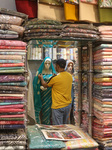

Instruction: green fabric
[0,82,27,86]
[27,125,66,149]
[99,0,112,8]
[99,7,112,23]
[0,69,25,73]
[0,102,24,105]
[0,118,24,121]
[33,57,56,124]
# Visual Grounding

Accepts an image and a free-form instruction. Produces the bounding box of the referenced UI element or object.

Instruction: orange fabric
[64,2,79,21]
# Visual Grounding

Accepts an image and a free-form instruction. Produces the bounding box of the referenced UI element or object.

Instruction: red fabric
[0,46,26,49]
[15,0,37,18]
[0,108,25,112]
[0,121,24,125]
[0,114,25,118]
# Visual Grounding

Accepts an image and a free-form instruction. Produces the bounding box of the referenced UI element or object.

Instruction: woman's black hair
[56,59,66,68]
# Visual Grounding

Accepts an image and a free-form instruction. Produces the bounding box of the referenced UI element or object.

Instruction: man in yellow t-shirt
[38,59,73,125]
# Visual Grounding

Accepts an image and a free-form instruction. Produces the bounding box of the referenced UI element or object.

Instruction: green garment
[33,57,56,124]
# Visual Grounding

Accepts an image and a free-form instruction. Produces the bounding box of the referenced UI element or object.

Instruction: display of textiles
[93,42,112,149]
[98,26,112,41]
[65,0,79,5]
[81,0,97,5]
[27,39,77,60]
[0,9,28,150]
[81,46,89,133]
[27,125,66,149]
[98,1,112,23]
[61,24,99,40]
[24,19,62,40]
[74,47,78,125]
[99,0,112,8]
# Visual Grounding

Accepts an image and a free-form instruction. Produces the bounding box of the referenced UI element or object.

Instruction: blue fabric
[33,57,56,124]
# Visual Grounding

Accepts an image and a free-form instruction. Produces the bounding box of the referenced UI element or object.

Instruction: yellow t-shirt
[47,71,73,109]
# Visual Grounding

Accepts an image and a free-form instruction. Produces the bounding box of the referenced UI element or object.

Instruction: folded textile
[0,75,25,82]
[0,60,23,63]
[0,140,26,146]
[98,26,112,32]
[0,121,24,125]
[63,27,98,34]
[0,146,25,150]
[0,63,24,67]
[64,2,79,21]
[0,109,25,113]
[0,81,27,86]
[81,0,97,5]
[0,86,26,91]
[0,104,24,108]
[99,0,112,8]
[0,69,25,73]
[0,14,23,26]
[25,24,63,30]
[0,24,25,36]
[0,8,28,19]
[0,55,22,60]
[0,118,24,121]
[0,114,25,118]
[28,125,66,149]
[99,7,112,23]
[0,46,26,49]
[39,0,63,5]
[25,28,62,34]
[94,44,112,50]
[61,32,99,38]
[0,34,18,39]
[25,19,62,26]
[94,77,112,82]
[0,40,27,47]
[63,24,97,30]
[65,0,79,4]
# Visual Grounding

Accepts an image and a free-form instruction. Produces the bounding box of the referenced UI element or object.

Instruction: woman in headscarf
[33,57,56,125]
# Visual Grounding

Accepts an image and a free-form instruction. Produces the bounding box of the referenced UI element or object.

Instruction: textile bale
[79,0,99,23]
[38,3,66,22]
[15,0,37,18]
[64,2,79,21]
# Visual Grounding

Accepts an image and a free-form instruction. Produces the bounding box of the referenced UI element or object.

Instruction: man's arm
[38,74,49,88]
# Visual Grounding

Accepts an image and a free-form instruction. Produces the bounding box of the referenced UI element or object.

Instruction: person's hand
[53,73,57,76]
[38,74,43,80]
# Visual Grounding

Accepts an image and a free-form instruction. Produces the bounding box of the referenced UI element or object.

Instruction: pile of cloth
[61,24,99,40]
[74,48,78,125]
[24,19,63,40]
[93,43,112,149]
[81,47,89,133]
[98,25,112,42]
[0,8,27,39]
[0,8,28,150]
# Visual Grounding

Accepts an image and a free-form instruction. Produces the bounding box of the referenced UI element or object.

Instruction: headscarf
[65,60,74,74]
[33,57,56,123]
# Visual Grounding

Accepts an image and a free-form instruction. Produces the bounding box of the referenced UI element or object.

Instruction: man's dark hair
[56,59,66,68]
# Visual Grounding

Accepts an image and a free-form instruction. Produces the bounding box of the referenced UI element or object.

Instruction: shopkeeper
[38,58,73,125]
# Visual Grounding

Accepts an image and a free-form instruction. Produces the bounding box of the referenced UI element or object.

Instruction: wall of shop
[0,0,16,10]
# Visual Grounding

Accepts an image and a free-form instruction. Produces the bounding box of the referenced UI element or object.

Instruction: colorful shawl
[33,57,56,124]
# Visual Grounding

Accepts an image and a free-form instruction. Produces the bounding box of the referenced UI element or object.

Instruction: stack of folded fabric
[81,47,89,132]
[61,24,99,40]
[93,43,112,149]
[0,8,28,150]
[98,25,112,42]
[74,48,78,125]
[0,8,27,39]
[24,19,63,41]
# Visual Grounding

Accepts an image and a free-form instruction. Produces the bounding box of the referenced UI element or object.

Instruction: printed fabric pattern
[99,0,112,8]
